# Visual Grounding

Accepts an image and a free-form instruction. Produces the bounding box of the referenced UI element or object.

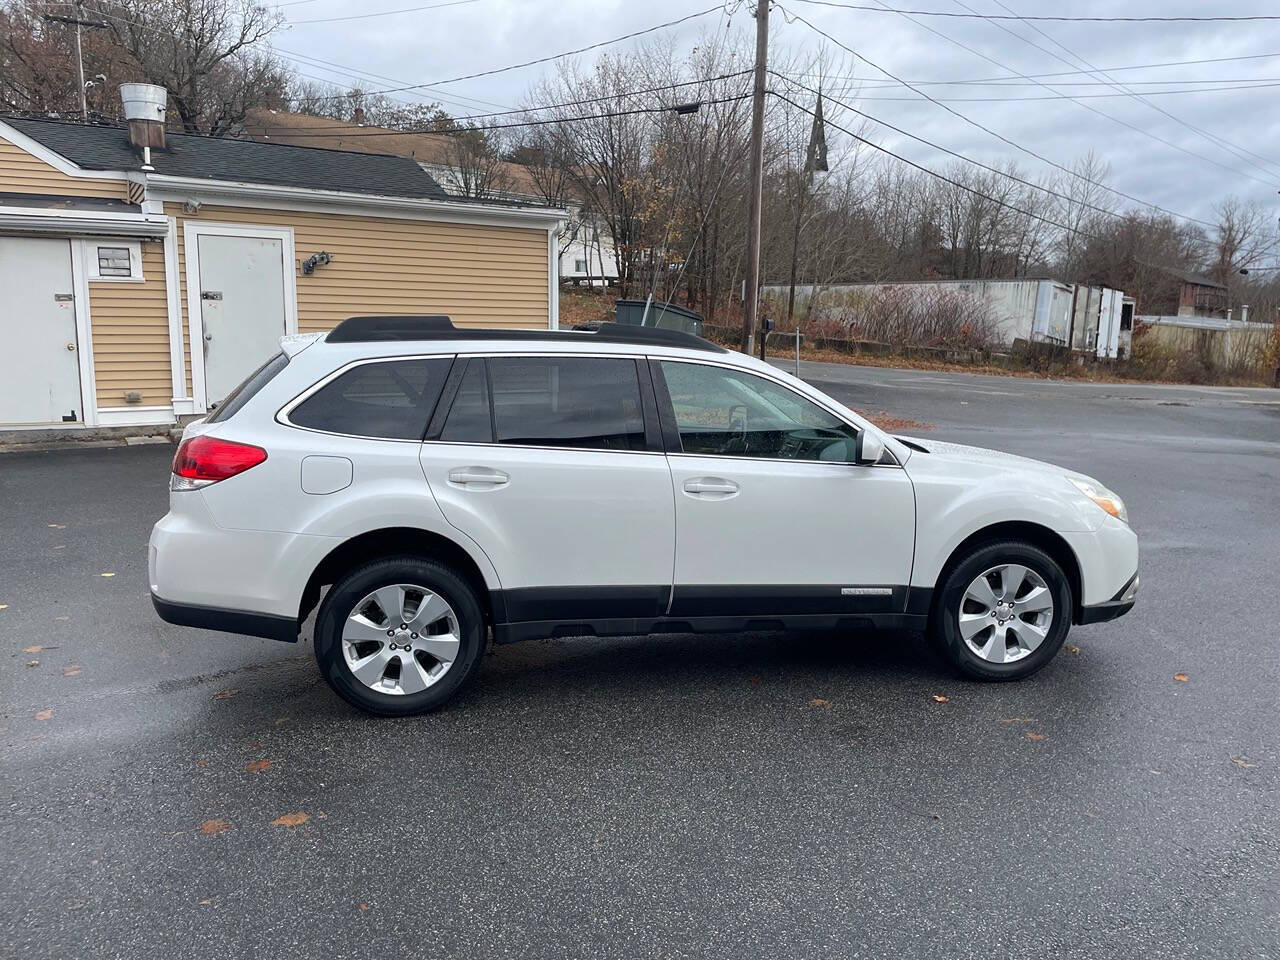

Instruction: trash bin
[613,299,703,336]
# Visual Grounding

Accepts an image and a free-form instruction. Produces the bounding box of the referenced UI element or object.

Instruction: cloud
[281,0,1280,222]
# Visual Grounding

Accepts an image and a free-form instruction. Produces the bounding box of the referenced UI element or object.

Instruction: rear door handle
[683,477,739,497]
[448,467,509,487]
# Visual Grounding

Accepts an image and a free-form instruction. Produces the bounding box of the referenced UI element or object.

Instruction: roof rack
[324,315,727,354]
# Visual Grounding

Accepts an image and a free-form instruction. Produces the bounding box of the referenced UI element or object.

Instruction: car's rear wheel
[931,540,1072,681]
[314,557,485,715]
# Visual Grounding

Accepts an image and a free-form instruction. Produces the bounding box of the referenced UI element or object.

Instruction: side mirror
[854,430,885,466]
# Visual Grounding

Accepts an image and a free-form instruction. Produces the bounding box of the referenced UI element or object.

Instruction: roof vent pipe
[120,83,167,170]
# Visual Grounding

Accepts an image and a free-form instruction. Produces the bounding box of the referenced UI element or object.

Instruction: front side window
[487,356,647,451]
[658,360,859,462]
[288,357,451,439]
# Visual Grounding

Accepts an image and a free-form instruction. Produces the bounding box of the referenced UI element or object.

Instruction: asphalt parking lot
[3,363,1278,959]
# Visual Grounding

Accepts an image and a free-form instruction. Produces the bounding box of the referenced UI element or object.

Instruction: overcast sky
[275,0,1280,227]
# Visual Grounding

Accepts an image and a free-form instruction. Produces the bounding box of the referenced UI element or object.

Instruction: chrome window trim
[275,348,901,468]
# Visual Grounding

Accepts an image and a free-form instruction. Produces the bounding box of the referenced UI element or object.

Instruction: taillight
[171,436,267,490]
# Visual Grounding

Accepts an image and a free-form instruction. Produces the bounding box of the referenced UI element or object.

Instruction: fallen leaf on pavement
[272,811,309,828]
[809,697,831,708]
[359,903,369,912]
[1174,673,1189,682]
[931,694,950,703]
[199,899,213,906]
[1025,731,1045,741]
[1064,643,1080,655]
[200,819,230,836]
[47,524,65,529]
[23,645,41,654]
[34,709,52,720]
[196,758,208,768]
[211,688,238,701]
[274,717,289,726]
[26,660,38,668]
[99,572,115,578]
[1230,756,1256,769]
[246,759,271,773]
[54,616,69,622]
[62,663,82,677]
[0,604,8,610]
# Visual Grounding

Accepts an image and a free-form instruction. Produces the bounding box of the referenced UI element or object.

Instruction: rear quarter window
[287,357,452,440]
[206,352,288,423]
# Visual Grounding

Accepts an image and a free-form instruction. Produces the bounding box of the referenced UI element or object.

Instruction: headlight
[1068,477,1128,524]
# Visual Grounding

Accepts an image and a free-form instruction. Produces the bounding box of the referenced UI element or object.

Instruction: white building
[767,278,1135,358]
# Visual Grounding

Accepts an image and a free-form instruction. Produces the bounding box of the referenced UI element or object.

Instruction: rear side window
[207,352,288,423]
[288,358,451,439]
[488,356,646,451]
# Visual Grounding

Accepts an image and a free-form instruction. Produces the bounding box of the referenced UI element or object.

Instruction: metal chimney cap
[120,83,167,122]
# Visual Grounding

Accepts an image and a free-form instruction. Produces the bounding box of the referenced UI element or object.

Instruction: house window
[88,240,143,282]
[574,258,587,273]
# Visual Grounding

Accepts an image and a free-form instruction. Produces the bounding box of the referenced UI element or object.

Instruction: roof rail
[326,315,455,342]
[322,315,727,353]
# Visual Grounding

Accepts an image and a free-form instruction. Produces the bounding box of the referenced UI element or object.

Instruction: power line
[849,0,1280,189]
[287,0,479,26]
[834,81,1280,101]
[961,0,1280,180]
[771,90,1088,239]
[770,72,1214,228]
[272,46,511,114]
[776,7,1220,229]
[241,92,755,138]
[786,1,1280,22]
[850,0,1280,188]
[259,70,753,134]
[287,5,724,102]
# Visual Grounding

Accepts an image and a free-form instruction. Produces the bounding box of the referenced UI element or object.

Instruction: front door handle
[683,477,739,497]
[448,467,509,487]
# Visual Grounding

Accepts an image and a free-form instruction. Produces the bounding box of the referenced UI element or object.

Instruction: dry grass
[863,411,934,432]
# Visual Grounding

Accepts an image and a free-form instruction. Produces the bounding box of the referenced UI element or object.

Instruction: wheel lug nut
[387,629,395,636]
[411,633,418,639]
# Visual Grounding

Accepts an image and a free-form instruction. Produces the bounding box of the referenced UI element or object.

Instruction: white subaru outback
[150,317,1138,715]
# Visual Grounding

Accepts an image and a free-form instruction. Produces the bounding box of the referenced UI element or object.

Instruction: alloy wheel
[957,563,1055,664]
[341,584,461,695]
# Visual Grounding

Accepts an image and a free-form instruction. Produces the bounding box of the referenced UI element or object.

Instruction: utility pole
[42,3,106,121]
[740,0,769,355]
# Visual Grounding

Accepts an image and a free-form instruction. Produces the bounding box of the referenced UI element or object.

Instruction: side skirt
[494,613,928,645]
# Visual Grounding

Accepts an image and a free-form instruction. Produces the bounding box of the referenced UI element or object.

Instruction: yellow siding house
[0,115,564,432]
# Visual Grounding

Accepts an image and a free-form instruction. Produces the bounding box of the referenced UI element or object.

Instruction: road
[2,363,1277,959]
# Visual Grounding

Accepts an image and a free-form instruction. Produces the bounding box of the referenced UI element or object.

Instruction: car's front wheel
[314,557,486,715]
[931,540,1072,680]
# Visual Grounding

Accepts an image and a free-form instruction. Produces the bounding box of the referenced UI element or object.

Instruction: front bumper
[1077,573,1138,625]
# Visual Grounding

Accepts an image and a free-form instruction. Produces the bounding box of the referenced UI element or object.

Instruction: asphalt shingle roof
[3,116,450,200]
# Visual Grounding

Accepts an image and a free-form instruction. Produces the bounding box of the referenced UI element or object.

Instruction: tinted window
[438,358,493,443]
[658,361,859,462]
[207,352,288,423]
[488,357,646,451]
[289,358,451,439]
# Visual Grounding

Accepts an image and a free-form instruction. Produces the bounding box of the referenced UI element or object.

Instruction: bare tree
[93,0,286,134]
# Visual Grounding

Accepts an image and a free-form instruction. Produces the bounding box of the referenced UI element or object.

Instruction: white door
[0,237,83,425]
[419,356,675,622]
[655,359,916,618]
[197,234,288,406]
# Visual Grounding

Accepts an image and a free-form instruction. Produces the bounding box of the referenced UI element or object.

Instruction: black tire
[314,556,485,716]
[929,540,1072,681]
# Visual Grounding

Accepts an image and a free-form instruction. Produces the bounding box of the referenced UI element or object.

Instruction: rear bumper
[151,592,298,643]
